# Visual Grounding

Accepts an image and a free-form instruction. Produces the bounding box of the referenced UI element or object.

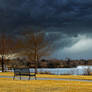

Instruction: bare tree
[22,31,53,75]
[0,34,25,72]
[0,34,15,72]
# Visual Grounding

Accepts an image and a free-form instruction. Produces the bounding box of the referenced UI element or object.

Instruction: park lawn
[0,72,92,80]
[0,78,92,92]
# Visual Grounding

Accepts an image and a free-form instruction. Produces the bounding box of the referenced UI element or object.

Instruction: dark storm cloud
[1,0,92,59]
[0,0,92,34]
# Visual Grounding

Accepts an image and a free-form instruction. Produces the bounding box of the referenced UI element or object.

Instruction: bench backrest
[14,68,30,76]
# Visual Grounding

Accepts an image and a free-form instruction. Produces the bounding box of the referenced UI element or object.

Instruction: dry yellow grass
[37,74,92,80]
[0,78,92,92]
[0,72,92,92]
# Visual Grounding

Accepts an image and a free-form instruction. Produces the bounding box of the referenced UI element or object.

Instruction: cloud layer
[0,0,92,59]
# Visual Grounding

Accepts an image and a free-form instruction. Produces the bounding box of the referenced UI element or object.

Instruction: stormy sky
[0,0,92,59]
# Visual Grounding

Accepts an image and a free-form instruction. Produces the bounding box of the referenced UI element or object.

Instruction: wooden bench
[13,68,36,80]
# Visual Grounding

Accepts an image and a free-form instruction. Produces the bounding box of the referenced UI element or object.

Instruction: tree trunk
[34,47,38,74]
[1,56,4,72]
[34,48,38,80]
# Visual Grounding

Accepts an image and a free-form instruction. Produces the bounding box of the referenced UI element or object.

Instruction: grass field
[0,72,92,92]
[0,78,92,92]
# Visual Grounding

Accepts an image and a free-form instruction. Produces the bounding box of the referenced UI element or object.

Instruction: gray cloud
[52,34,92,59]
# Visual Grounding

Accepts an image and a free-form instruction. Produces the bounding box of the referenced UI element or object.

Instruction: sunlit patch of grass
[0,72,13,76]
[0,78,92,92]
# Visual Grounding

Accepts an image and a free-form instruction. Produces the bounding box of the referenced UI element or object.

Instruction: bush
[38,71,52,74]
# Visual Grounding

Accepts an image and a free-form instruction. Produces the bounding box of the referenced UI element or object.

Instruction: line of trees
[0,31,53,73]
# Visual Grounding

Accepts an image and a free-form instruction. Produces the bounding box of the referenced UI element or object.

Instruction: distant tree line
[1,58,92,69]
[31,59,92,68]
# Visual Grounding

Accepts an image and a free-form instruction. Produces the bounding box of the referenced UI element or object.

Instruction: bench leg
[35,75,37,80]
[13,75,15,80]
[29,76,30,80]
[20,75,21,80]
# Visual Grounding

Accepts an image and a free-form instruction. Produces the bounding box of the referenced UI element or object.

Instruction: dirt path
[0,76,92,82]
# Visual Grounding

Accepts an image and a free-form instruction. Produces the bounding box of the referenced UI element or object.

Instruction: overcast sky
[0,0,92,59]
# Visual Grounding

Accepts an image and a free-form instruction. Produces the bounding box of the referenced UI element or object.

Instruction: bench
[13,68,36,80]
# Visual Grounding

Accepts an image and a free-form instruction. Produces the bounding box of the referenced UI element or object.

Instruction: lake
[30,67,92,75]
